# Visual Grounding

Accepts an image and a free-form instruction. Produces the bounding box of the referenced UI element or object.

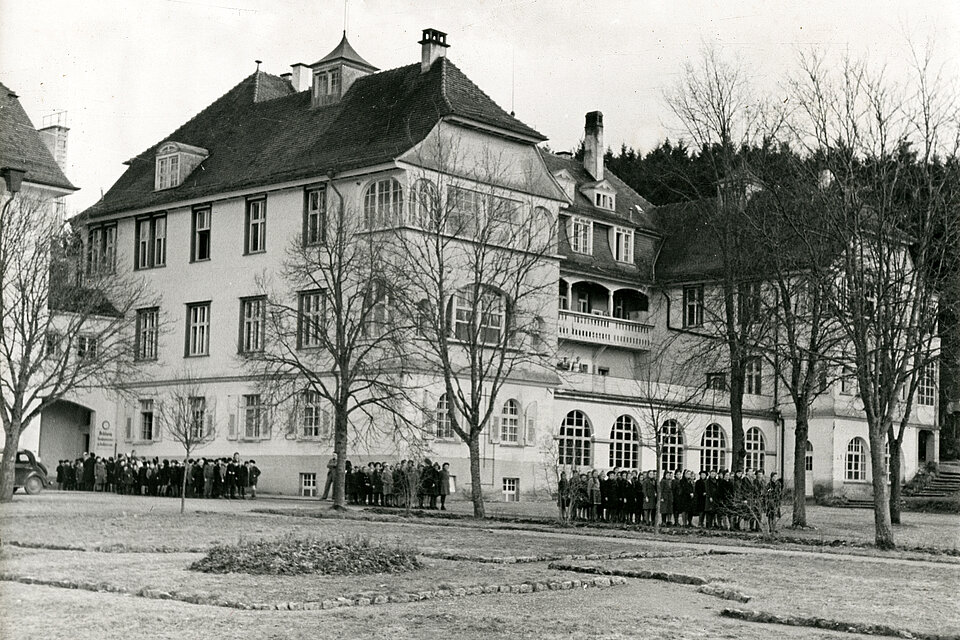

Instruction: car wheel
[24,475,43,495]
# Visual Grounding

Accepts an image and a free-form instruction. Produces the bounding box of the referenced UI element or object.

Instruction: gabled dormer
[552,168,577,203]
[310,31,378,107]
[581,179,616,212]
[154,141,208,191]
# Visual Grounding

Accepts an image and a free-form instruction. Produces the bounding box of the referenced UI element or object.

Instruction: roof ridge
[438,57,452,113]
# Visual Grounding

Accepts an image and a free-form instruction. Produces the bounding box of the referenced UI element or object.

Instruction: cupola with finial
[309,31,378,107]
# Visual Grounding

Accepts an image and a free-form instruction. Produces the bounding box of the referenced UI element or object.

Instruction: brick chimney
[583,111,603,181]
[419,28,449,73]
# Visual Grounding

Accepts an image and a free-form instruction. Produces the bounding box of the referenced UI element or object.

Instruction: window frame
[362,177,403,230]
[188,396,207,440]
[185,301,211,358]
[706,372,727,392]
[134,213,167,270]
[608,414,640,469]
[303,186,326,246]
[435,394,454,439]
[139,399,155,442]
[570,217,593,255]
[558,410,592,467]
[501,477,520,502]
[683,284,704,327]
[155,152,180,190]
[238,296,266,354]
[660,420,684,472]
[613,226,634,263]
[744,427,765,472]
[243,393,266,440]
[300,472,318,497]
[244,196,267,255]
[297,289,326,349]
[87,223,117,275]
[135,307,160,361]
[917,363,937,406]
[191,205,212,262]
[845,438,867,481]
[500,399,520,443]
[301,389,328,439]
[451,286,507,345]
[699,423,727,473]
[745,357,763,395]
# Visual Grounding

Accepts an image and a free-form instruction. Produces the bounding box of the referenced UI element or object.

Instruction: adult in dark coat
[765,472,784,532]
[202,459,214,498]
[671,470,684,524]
[694,471,707,526]
[659,470,674,526]
[599,472,613,522]
[82,454,96,491]
[641,471,657,525]
[236,461,249,499]
[704,470,720,528]
[615,472,630,523]
[717,470,732,530]
[56,461,65,491]
[438,462,451,510]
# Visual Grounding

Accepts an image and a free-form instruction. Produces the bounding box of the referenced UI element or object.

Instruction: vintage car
[13,450,49,494]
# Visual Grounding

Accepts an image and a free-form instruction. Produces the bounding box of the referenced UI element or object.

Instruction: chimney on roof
[583,111,604,181]
[419,28,449,73]
[39,112,69,172]
[290,63,312,92]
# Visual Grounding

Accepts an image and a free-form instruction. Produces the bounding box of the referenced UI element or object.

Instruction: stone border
[720,608,959,640]
[547,561,707,585]
[0,572,626,611]
[4,540,206,554]
[420,549,713,564]
[696,584,752,603]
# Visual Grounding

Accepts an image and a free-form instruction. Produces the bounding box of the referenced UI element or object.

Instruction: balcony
[558,310,653,350]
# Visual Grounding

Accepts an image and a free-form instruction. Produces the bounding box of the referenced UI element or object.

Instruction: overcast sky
[1,0,956,212]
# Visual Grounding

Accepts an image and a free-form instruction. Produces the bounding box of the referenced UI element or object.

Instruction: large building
[31,29,938,500]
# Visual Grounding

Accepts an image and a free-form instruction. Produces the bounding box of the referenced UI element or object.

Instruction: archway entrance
[38,400,93,464]
[918,430,935,466]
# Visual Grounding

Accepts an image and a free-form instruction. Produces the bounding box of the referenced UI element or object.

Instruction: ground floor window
[502,477,519,502]
[845,438,866,481]
[744,427,765,472]
[661,420,684,472]
[609,415,640,469]
[805,441,813,472]
[558,410,592,467]
[699,423,727,472]
[300,472,317,497]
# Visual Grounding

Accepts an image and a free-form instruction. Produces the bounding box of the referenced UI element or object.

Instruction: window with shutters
[699,423,727,472]
[139,399,155,441]
[609,415,640,469]
[243,394,266,440]
[188,396,207,439]
[302,389,329,439]
[500,399,520,443]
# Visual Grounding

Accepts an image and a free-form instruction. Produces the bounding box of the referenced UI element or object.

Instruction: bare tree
[243,177,414,510]
[155,375,217,514]
[787,50,959,548]
[664,46,785,473]
[389,134,558,518]
[0,193,147,501]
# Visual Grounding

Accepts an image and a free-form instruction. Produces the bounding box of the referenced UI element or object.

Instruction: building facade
[31,30,938,500]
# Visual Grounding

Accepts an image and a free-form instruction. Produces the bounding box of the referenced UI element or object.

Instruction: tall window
[135,214,166,269]
[298,290,325,348]
[745,358,762,395]
[918,363,936,406]
[302,389,329,438]
[188,396,206,439]
[304,187,326,245]
[613,227,633,263]
[192,206,211,261]
[683,285,704,327]
[239,297,266,354]
[845,438,867,481]
[447,186,518,241]
[738,281,762,324]
[186,302,210,357]
[139,399,155,441]
[243,394,266,440]
[314,69,341,98]
[136,307,159,360]
[570,217,592,254]
[87,224,116,275]
[410,179,440,229]
[699,423,727,472]
[451,286,506,344]
[363,178,403,229]
[744,427,765,472]
[245,197,266,254]
[661,420,684,472]
[558,410,592,467]
[609,415,640,469]
[500,399,520,443]
[155,153,180,189]
[805,441,813,472]
[840,365,857,395]
[435,394,454,439]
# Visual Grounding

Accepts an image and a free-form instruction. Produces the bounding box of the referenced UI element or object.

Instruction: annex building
[28,29,939,500]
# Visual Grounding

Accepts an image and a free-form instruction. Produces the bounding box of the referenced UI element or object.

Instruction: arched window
[805,441,813,472]
[410,179,440,229]
[744,427,766,472]
[449,285,508,345]
[661,420,684,472]
[699,423,727,472]
[435,394,453,439]
[609,415,640,469]
[363,177,403,229]
[883,440,891,480]
[845,438,867,481]
[559,410,592,467]
[500,399,520,443]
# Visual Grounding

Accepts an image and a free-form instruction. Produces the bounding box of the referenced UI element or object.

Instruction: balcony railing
[558,310,653,350]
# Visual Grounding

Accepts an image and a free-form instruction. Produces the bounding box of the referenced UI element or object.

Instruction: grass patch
[189,534,422,576]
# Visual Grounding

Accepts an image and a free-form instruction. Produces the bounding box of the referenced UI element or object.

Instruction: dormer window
[314,68,341,99]
[595,192,614,210]
[153,141,209,191]
[570,217,593,255]
[613,226,633,263]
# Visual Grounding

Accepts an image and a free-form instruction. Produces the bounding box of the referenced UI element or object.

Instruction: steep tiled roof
[0,81,76,191]
[85,58,544,218]
[542,152,657,232]
[313,32,378,71]
[652,199,724,282]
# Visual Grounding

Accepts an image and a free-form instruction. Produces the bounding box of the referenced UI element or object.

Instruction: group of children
[337,458,453,510]
[55,452,261,499]
[558,467,784,532]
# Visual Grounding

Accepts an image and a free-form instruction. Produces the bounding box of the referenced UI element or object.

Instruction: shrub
[903,496,960,514]
[190,534,422,576]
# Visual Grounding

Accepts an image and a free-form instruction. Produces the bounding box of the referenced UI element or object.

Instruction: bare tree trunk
[468,434,485,518]
[729,375,746,472]
[869,429,895,549]
[332,410,348,510]
[654,440,661,535]
[0,417,22,502]
[792,407,809,527]
[180,453,189,515]
[888,441,903,525]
